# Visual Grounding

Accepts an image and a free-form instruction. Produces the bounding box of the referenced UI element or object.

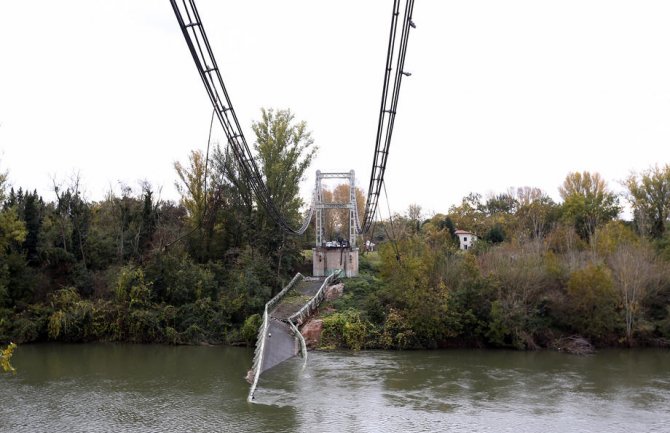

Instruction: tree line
[0,108,317,345]
[2,109,669,350]
[321,167,670,350]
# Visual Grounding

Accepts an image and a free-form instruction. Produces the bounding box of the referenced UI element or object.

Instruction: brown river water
[1,344,669,432]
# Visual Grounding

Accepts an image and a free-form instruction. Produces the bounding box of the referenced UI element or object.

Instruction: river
[1,344,669,432]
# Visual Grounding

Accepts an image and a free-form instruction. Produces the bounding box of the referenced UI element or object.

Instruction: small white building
[454,230,477,250]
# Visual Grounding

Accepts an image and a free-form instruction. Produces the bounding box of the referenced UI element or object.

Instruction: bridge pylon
[312,170,359,278]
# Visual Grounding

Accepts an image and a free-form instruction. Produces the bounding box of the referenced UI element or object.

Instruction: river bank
[0,240,670,353]
[309,249,670,352]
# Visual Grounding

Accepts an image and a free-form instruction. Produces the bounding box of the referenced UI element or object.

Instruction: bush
[91,300,118,339]
[145,252,217,306]
[566,264,620,342]
[128,309,162,343]
[12,316,41,343]
[241,313,262,345]
[165,326,179,345]
[115,266,150,306]
[321,309,368,350]
[379,308,414,349]
[47,288,94,342]
[182,324,205,344]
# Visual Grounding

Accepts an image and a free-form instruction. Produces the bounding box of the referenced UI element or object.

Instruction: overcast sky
[1,0,669,218]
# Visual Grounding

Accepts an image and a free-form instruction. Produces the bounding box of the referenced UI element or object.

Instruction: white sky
[1,0,669,218]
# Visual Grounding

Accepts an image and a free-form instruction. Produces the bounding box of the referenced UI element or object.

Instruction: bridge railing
[247,272,304,402]
[288,270,341,326]
[247,269,341,403]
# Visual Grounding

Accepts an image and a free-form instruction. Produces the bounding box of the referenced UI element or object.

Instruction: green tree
[608,242,657,345]
[253,108,316,217]
[252,108,317,288]
[625,164,670,239]
[479,243,550,348]
[514,186,558,240]
[448,192,487,235]
[559,171,620,246]
[379,236,451,347]
[19,190,44,266]
[0,169,28,305]
[485,191,518,216]
[566,264,619,341]
[175,150,209,227]
[208,145,255,257]
[0,207,27,253]
[0,173,27,254]
[174,150,219,262]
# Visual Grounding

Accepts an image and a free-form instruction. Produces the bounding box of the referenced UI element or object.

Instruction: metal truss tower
[314,170,359,247]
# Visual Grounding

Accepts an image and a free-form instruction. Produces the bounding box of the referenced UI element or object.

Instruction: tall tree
[624,164,670,239]
[20,190,44,266]
[406,204,423,234]
[608,242,656,344]
[174,150,218,262]
[206,144,254,258]
[174,150,209,228]
[0,168,27,305]
[559,171,620,245]
[448,192,487,235]
[514,186,558,240]
[253,108,317,220]
[252,108,317,287]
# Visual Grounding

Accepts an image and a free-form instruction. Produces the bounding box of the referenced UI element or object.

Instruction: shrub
[241,313,262,345]
[321,309,368,350]
[566,264,620,342]
[379,308,414,349]
[165,326,179,345]
[47,288,94,342]
[128,309,162,343]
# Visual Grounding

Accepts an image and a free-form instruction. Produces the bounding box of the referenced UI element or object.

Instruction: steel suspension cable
[383,180,401,262]
[362,0,415,233]
[171,0,415,237]
[163,108,216,250]
[170,0,313,235]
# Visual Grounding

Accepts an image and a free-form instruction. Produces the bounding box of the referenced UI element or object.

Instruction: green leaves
[559,171,620,241]
[566,264,619,340]
[321,309,369,351]
[1,342,17,373]
[0,207,27,251]
[625,164,670,239]
[252,108,316,220]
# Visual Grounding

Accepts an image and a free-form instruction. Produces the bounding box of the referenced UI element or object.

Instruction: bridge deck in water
[261,278,325,373]
[248,271,340,402]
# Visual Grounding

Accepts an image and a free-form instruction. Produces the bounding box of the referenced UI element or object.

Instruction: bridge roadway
[260,278,325,373]
[247,269,342,402]
[248,271,340,402]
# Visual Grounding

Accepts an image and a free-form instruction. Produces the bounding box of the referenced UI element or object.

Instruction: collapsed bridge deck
[247,271,340,402]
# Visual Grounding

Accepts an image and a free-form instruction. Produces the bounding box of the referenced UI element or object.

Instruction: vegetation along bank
[1,109,669,351]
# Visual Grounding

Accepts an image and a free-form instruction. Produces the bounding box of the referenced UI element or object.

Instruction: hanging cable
[362,0,415,233]
[203,106,214,213]
[163,108,216,250]
[170,0,314,235]
[382,181,401,262]
[171,0,415,236]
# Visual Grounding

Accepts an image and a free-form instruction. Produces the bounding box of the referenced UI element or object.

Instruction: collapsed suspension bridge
[169,0,416,402]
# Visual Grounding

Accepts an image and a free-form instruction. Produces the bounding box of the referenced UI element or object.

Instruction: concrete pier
[312,247,358,278]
